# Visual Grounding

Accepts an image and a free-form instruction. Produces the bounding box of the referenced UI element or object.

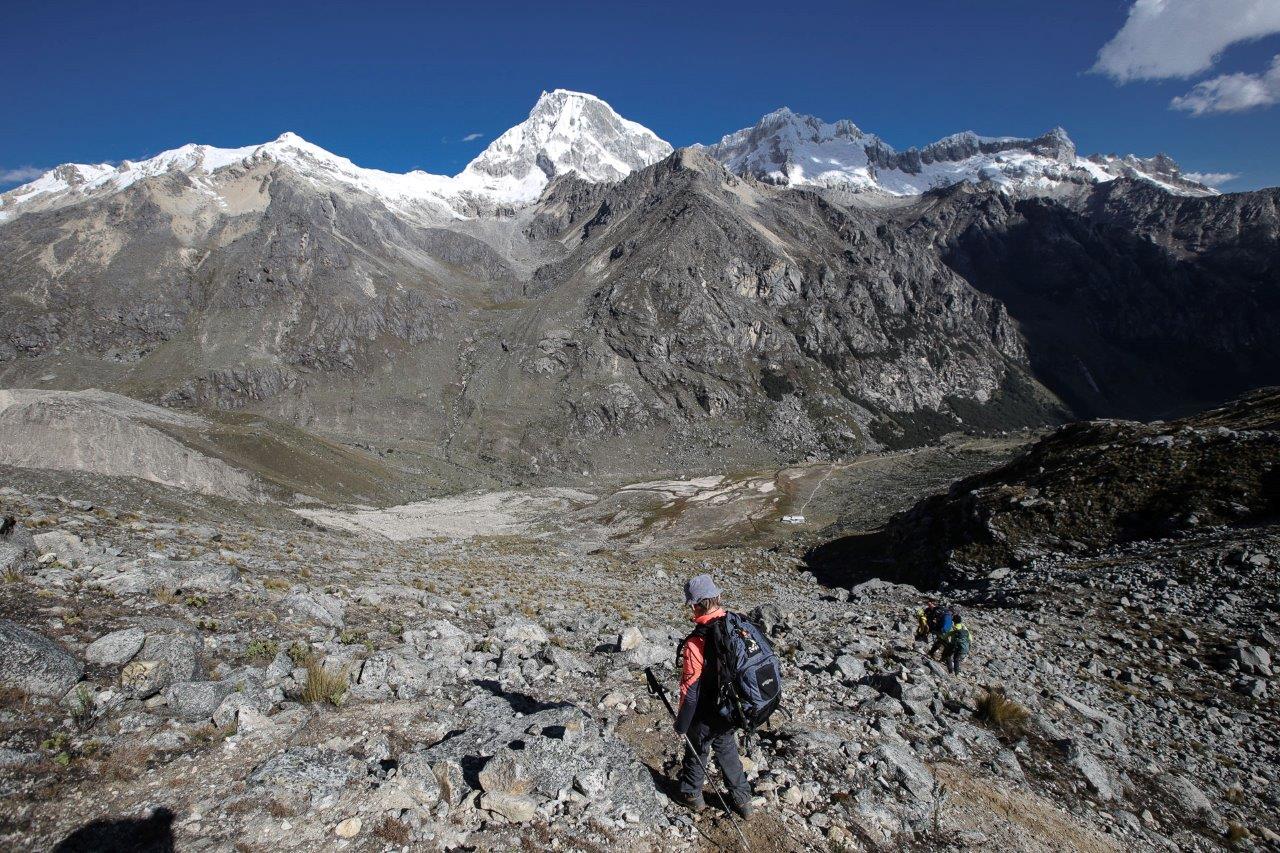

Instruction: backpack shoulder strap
[676,622,711,667]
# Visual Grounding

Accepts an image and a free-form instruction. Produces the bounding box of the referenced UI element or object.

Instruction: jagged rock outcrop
[810,388,1280,586]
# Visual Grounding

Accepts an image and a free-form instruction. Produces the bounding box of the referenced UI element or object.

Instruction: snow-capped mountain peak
[700,109,1214,197]
[0,92,1224,228]
[0,91,673,222]
[454,89,672,203]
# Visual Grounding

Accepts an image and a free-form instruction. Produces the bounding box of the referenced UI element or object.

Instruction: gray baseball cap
[684,573,722,605]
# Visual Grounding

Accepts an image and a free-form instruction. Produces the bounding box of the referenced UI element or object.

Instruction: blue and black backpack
[682,612,783,732]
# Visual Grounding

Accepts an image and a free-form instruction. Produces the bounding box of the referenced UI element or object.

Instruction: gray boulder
[249,747,363,806]
[90,558,239,596]
[874,741,935,803]
[86,627,146,666]
[494,618,549,645]
[832,654,867,682]
[623,642,668,668]
[212,686,279,728]
[164,680,236,721]
[282,591,345,628]
[0,519,37,576]
[1231,643,1272,676]
[0,619,83,698]
[32,530,104,568]
[1067,742,1114,801]
[139,633,200,682]
[121,659,172,698]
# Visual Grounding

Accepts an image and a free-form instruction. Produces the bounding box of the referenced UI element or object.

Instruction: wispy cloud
[461,132,484,142]
[1183,170,1241,186]
[1092,1,1280,115]
[1093,0,1280,82]
[0,165,47,184]
[1172,55,1280,114]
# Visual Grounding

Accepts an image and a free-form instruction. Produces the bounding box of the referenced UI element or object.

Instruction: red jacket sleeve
[676,635,705,733]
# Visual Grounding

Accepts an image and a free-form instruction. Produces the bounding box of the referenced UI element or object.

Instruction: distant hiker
[927,605,955,658]
[673,574,757,817]
[915,600,937,641]
[940,610,971,675]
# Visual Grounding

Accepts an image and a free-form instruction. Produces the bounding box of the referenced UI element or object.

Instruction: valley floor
[0,439,1276,851]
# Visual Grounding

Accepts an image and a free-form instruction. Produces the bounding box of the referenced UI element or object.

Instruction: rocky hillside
[809,388,1280,588]
[917,180,1280,419]
[1,94,1278,479]
[0,445,1276,850]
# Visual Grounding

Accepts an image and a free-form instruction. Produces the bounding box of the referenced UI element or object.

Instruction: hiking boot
[676,792,706,812]
[730,797,754,818]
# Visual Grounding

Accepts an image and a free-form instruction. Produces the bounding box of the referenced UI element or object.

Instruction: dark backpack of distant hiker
[950,624,971,655]
[705,612,784,733]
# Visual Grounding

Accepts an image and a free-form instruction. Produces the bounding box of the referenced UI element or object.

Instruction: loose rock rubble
[0,428,1276,852]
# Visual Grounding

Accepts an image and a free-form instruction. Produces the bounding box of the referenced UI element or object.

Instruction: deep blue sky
[3,0,1277,189]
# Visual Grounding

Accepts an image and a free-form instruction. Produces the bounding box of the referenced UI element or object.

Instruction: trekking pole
[645,667,752,853]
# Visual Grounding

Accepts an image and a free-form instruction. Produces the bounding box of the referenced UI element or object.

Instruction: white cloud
[461,132,483,142]
[1172,54,1280,113]
[0,166,47,184]
[1093,0,1280,82]
[1183,170,1241,186]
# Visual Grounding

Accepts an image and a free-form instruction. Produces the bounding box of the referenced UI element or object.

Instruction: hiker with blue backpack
[927,604,955,658]
[667,573,783,818]
[940,610,971,674]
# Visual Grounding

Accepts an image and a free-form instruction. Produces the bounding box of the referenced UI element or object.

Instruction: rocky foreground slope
[0,417,1276,851]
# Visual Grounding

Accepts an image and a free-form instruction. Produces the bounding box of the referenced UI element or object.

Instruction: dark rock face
[810,388,1280,587]
[1,150,1278,478]
[514,151,1049,463]
[918,180,1280,420]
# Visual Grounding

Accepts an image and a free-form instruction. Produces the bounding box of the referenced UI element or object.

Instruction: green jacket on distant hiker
[939,613,971,675]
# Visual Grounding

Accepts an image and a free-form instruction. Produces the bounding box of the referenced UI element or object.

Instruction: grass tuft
[373,816,411,844]
[976,687,1031,739]
[301,655,349,706]
[71,684,95,731]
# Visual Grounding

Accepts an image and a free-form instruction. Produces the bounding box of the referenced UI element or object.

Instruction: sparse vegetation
[154,587,180,605]
[1226,822,1250,845]
[373,816,411,844]
[71,684,95,731]
[103,742,154,778]
[976,687,1030,739]
[245,638,279,660]
[301,655,349,706]
[263,576,289,591]
[287,641,310,666]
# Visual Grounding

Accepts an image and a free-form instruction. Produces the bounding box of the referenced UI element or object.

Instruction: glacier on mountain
[0,90,671,222]
[697,107,1215,197]
[0,90,1219,226]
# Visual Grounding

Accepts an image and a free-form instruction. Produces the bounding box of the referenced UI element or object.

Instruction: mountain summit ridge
[698,107,1215,197]
[0,90,1224,226]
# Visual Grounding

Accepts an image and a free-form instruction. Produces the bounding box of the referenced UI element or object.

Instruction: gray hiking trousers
[678,719,751,804]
